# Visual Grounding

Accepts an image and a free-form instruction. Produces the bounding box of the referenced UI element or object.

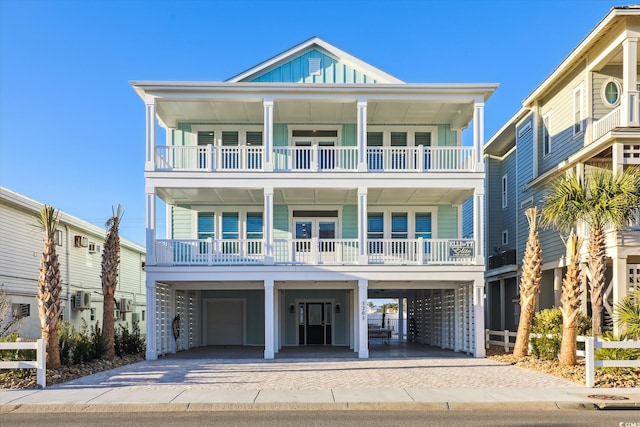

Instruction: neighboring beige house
[0,186,147,338]
[484,6,640,333]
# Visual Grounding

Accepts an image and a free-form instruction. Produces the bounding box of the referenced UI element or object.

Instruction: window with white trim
[573,86,583,135]
[542,113,551,157]
[602,79,621,106]
[502,175,508,208]
[502,230,508,246]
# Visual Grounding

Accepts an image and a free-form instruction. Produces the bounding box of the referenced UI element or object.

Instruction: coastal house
[0,187,147,338]
[484,6,640,332]
[133,37,496,359]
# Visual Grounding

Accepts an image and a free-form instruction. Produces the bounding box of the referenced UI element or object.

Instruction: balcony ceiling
[156,99,475,128]
[157,187,473,206]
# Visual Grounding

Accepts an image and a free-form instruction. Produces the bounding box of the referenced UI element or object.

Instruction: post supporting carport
[264,279,275,359]
[357,279,369,358]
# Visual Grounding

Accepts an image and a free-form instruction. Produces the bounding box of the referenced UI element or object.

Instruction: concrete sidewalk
[2,356,639,412]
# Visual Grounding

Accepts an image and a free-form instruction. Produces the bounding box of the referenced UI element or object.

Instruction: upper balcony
[154,144,476,173]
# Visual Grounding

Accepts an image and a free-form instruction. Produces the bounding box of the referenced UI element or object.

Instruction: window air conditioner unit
[74,236,88,247]
[88,242,100,254]
[73,291,91,310]
[120,310,127,322]
[12,303,30,318]
[119,298,132,312]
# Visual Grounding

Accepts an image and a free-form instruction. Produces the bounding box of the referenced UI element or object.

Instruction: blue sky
[0,0,620,246]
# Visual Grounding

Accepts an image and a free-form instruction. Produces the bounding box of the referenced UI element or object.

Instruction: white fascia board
[130,82,499,102]
[521,7,630,107]
[225,37,405,84]
[0,186,145,254]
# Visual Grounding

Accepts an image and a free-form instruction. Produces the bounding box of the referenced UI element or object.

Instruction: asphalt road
[3,410,640,427]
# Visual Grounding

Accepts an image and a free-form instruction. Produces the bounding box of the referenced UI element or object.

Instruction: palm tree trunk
[513,208,542,358]
[588,225,606,336]
[103,288,115,358]
[559,233,582,366]
[559,325,577,365]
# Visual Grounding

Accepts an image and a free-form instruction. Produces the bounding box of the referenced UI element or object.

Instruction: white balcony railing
[273,239,360,264]
[154,146,476,172]
[154,238,475,266]
[273,146,358,171]
[155,145,264,171]
[592,105,621,141]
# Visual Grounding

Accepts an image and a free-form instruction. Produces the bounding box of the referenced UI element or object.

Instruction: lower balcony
[153,238,476,266]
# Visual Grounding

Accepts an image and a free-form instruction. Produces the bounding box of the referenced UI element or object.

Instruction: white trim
[191,207,265,240]
[287,205,343,240]
[365,207,438,240]
[601,78,622,107]
[542,112,552,157]
[501,175,508,209]
[189,125,264,146]
[289,125,341,147]
[367,125,439,147]
[573,85,584,137]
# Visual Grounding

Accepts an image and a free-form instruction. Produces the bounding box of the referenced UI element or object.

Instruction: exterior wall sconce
[335,304,340,314]
[289,304,295,314]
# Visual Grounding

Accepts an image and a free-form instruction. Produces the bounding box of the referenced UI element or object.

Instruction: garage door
[206,300,244,345]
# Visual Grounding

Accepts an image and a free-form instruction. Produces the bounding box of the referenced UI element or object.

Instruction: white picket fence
[485,329,640,387]
[0,339,46,387]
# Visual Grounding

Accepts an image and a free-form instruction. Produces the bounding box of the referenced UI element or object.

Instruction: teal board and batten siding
[250,49,378,84]
[273,205,289,238]
[437,125,457,146]
[342,205,358,239]
[200,289,264,345]
[437,205,458,238]
[171,205,193,239]
[538,64,586,176]
[282,289,350,346]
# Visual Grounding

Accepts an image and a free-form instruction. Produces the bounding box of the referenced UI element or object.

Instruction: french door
[292,130,338,170]
[294,218,337,263]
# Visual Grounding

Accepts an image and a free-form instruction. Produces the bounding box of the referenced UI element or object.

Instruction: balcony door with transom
[291,130,338,170]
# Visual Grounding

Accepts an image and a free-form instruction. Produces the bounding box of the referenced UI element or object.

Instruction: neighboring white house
[133,37,496,360]
[0,186,147,338]
[484,6,640,333]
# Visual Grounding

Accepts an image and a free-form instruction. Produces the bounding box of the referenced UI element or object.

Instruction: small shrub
[529,308,591,360]
[58,319,106,365]
[114,322,145,357]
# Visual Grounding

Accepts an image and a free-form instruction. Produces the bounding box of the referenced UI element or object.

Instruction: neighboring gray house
[0,187,147,338]
[484,6,640,332]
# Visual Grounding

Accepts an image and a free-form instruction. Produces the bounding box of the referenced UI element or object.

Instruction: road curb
[0,401,597,413]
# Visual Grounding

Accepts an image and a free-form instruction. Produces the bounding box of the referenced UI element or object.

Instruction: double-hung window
[222,212,239,253]
[367,212,384,254]
[221,131,239,169]
[391,212,408,254]
[573,86,583,136]
[502,175,508,209]
[246,131,263,169]
[415,212,432,255]
[366,132,384,170]
[197,212,215,254]
[246,212,264,255]
[542,114,551,157]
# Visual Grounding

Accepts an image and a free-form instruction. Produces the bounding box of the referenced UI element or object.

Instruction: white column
[358,187,368,265]
[263,99,274,171]
[264,187,274,265]
[357,100,368,172]
[398,297,404,341]
[612,256,628,336]
[622,38,639,126]
[357,279,369,358]
[145,96,157,171]
[350,289,356,351]
[264,279,275,359]
[145,278,157,360]
[473,101,485,170]
[499,279,505,330]
[473,278,486,358]
[553,267,563,308]
[612,143,625,174]
[145,191,156,266]
[473,186,485,265]
[274,289,280,353]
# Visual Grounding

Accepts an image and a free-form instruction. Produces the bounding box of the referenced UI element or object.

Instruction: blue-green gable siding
[250,49,378,84]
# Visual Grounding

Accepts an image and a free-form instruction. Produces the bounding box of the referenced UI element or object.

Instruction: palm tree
[513,207,542,357]
[557,233,583,365]
[102,204,123,359]
[36,205,62,368]
[542,167,640,335]
[614,286,640,339]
